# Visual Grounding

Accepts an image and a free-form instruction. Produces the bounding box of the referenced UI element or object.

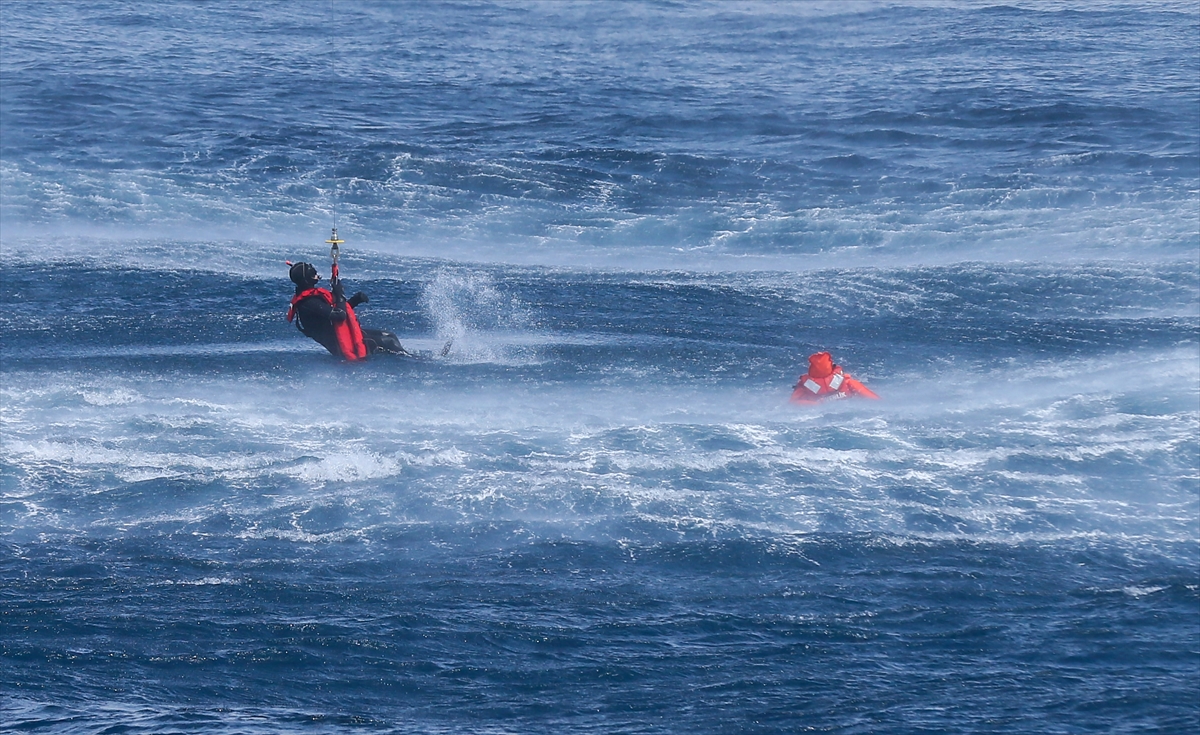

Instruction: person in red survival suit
[789,351,880,404]
[286,262,407,359]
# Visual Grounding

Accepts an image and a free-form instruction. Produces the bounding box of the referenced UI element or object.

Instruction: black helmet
[289,262,319,287]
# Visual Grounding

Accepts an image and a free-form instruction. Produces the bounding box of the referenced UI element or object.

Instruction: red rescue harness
[287,287,368,361]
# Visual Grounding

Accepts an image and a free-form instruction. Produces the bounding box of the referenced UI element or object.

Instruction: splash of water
[419,269,537,363]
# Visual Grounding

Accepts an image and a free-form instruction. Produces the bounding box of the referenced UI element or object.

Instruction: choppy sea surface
[2,2,1198,733]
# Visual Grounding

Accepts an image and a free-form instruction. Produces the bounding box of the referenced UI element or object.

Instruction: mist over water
[2,2,1198,734]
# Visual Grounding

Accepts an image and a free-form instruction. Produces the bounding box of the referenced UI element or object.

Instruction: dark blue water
[2,2,1198,733]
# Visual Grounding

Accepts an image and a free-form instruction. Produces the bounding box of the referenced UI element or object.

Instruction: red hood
[808,352,834,378]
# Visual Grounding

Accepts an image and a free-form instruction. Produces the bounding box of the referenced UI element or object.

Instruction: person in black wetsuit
[287,261,408,358]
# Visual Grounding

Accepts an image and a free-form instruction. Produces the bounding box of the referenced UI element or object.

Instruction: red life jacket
[287,288,368,361]
[790,367,851,403]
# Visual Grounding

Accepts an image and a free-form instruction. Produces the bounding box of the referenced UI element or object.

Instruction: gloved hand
[330,307,347,323]
[349,291,368,307]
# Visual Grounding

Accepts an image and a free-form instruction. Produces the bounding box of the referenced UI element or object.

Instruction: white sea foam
[5,216,1198,276]
[158,576,245,587]
[1122,585,1168,597]
[1,338,1195,545]
[288,450,404,484]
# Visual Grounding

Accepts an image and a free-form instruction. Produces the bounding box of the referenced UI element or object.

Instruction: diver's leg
[360,328,409,355]
[375,330,408,355]
[360,328,384,354]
